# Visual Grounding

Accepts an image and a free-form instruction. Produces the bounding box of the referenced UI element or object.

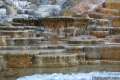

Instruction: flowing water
[17,72,120,80]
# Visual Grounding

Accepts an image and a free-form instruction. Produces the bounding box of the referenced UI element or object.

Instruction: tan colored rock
[90,31,109,38]
[101,47,120,60]
[6,54,32,68]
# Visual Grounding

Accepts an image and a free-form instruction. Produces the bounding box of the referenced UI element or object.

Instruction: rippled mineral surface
[17,72,120,80]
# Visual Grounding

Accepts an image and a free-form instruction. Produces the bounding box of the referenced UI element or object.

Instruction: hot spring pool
[17,72,120,80]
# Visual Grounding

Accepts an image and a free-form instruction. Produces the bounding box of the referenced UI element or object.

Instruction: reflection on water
[13,64,120,74]
[12,64,120,80]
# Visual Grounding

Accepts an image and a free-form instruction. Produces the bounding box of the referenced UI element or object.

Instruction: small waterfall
[33,54,81,67]
[0,56,6,71]
[2,0,17,16]
[0,36,7,46]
